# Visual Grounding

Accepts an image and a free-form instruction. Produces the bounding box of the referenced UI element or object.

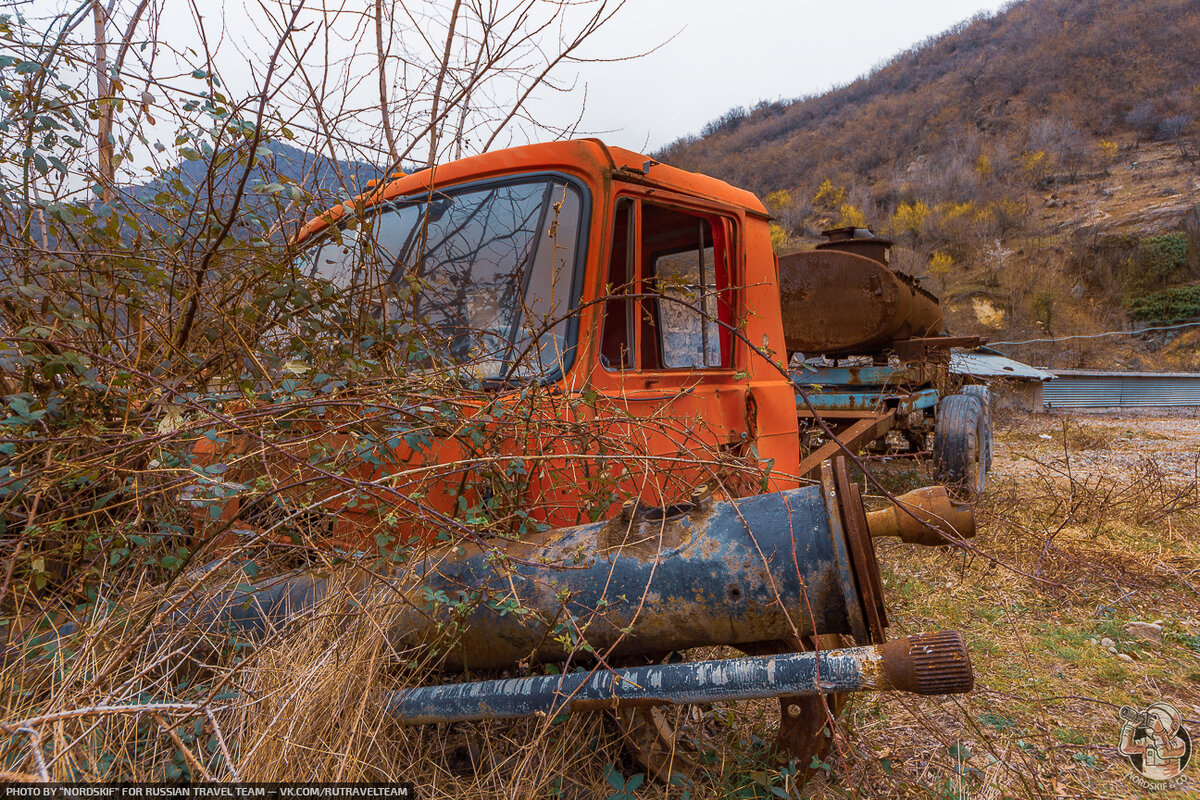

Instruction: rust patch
[597,513,685,559]
[569,696,675,712]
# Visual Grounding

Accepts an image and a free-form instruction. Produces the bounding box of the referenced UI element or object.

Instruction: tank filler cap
[815,226,894,265]
[821,226,877,242]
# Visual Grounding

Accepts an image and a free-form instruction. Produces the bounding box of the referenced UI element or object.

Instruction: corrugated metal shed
[1043,369,1200,408]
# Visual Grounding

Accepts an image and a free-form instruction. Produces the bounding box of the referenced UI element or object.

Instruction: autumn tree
[929,251,954,293]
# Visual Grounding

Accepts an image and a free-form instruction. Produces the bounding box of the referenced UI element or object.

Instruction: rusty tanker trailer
[779,228,944,358]
[780,227,991,494]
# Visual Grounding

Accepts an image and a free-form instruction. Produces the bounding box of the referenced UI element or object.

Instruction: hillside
[657,0,1200,370]
[122,140,379,242]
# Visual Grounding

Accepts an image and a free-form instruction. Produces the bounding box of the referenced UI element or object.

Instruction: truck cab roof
[295,138,767,244]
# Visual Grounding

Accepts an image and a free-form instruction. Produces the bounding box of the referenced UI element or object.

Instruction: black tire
[958,385,994,471]
[933,394,986,496]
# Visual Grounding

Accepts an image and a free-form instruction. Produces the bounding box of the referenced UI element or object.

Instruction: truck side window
[655,233,720,368]
[643,204,731,370]
[599,199,733,372]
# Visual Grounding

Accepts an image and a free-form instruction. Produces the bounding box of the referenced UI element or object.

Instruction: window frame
[599,192,740,375]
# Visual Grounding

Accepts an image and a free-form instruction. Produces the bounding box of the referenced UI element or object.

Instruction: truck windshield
[303,177,584,380]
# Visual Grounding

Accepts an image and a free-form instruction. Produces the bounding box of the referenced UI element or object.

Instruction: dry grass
[810,409,1200,799]
[5,409,1200,798]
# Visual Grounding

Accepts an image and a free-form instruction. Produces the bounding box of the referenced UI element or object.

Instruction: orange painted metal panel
[196,139,798,549]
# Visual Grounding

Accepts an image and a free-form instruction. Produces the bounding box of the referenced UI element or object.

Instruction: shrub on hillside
[1136,232,1190,282]
[1123,283,1200,320]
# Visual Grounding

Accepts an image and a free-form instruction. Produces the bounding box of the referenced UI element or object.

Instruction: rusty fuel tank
[168,466,884,671]
[779,227,943,358]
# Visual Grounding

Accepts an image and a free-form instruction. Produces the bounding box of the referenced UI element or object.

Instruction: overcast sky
[22,0,1019,173]
[545,0,1017,153]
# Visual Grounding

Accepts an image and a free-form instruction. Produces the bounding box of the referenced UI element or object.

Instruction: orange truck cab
[192,139,913,549]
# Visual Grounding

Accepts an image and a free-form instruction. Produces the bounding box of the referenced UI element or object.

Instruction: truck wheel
[933,394,986,496]
[958,385,993,470]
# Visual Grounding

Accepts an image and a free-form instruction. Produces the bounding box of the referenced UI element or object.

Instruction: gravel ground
[995,409,1200,484]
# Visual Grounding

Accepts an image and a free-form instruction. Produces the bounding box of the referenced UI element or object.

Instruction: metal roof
[1050,368,1200,379]
[949,349,1054,382]
[1043,370,1200,408]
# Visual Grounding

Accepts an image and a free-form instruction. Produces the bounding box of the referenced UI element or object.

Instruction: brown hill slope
[657,0,1200,370]
[658,0,1200,201]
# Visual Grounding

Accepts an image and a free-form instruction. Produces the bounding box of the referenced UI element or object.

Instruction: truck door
[590,194,758,506]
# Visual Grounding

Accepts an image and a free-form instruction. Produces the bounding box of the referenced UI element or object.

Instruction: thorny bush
[0,1,752,788]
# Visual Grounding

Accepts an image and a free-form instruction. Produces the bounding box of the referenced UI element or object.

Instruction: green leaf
[948,743,972,761]
[15,60,43,75]
[979,712,1016,731]
[604,765,625,792]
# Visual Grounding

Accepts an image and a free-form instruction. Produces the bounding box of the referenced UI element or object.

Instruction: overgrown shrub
[1,2,709,787]
[1135,232,1190,282]
[1122,283,1200,320]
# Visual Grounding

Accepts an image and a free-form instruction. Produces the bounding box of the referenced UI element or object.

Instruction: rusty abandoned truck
[188,138,990,780]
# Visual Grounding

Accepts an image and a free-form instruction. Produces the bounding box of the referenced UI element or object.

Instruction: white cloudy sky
[148,0,1017,157]
[21,0,1017,169]
[541,0,1017,152]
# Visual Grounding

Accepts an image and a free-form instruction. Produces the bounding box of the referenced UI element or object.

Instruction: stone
[1124,621,1163,645]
